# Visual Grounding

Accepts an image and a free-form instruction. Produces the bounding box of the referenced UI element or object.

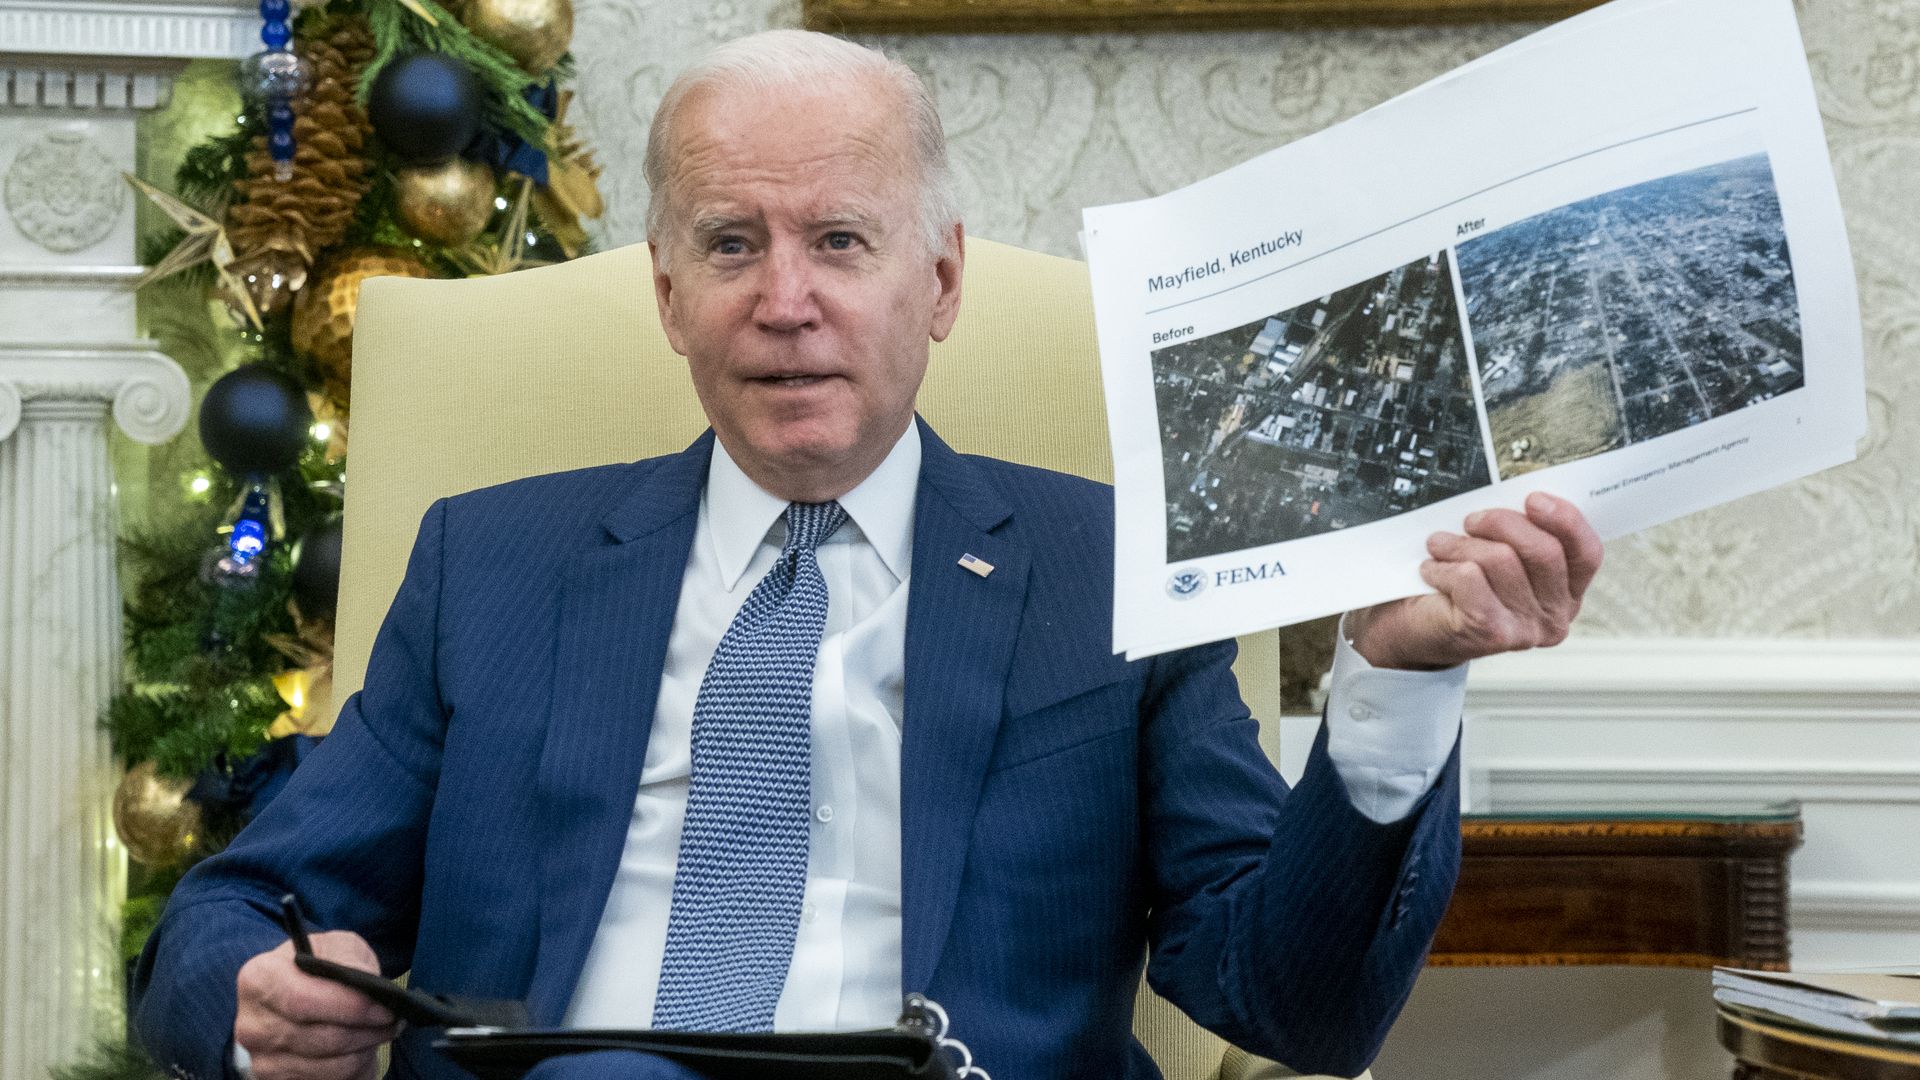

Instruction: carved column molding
[0,346,188,1080]
[2,3,247,1075]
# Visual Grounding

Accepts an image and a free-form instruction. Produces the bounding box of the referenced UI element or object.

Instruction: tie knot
[782,500,846,554]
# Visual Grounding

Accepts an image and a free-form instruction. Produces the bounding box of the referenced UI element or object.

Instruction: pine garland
[344,162,401,247]
[108,440,339,780]
[175,124,253,212]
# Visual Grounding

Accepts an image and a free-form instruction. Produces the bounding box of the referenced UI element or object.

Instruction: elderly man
[133,29,1601,1080]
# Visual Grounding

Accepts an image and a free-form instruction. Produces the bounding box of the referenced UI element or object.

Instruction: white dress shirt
[562,423,1466,1032]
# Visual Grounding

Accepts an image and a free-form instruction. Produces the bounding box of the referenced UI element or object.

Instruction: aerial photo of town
[1456,153,1803,477]
[1153,252,1493,562]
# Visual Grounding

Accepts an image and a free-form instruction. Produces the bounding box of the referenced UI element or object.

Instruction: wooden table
[1720,1008,1920,1079]
[1429,807,1804,969]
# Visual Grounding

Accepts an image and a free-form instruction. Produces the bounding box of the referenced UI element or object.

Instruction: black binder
[433,1023,960,1080]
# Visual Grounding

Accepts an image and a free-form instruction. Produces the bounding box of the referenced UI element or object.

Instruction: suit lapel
[900,421,1030,992]
[527,434,711,1023]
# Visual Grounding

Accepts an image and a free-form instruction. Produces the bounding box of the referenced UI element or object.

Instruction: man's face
[651,77,964,501]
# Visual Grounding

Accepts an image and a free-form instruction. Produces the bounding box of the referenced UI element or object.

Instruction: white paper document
[1084,0,1864,660]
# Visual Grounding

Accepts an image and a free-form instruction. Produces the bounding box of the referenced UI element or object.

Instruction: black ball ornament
[368,53,485,166]
[198,364,312,475]
[291,515,344,618]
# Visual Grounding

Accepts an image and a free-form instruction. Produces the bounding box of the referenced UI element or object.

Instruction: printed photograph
[1153,252,1493,562]
[1457,153,1803,478]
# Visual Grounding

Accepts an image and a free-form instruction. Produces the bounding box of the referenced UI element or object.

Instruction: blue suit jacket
[134,420,1461,1080]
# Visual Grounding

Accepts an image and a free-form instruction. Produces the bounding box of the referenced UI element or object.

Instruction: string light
[311,422,332,442]
[223,481,272,572]
[189,474,212,495]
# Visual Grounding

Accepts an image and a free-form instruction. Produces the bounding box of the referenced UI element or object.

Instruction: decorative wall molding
[1475,762,1920,807]
[0,0,254,107]
[1465,636,1920,724]
[0,264,145,288]
[3,63,176,108]
[1793,883,1920,933]
[4,129,123,251]
[0,342,190,443]
[0,1,254,62]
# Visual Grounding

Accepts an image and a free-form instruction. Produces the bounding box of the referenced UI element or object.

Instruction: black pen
[272,891,530,1029]
[277,893,313,956]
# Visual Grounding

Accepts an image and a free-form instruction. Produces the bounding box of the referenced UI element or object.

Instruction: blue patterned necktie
[651,500,848,1032]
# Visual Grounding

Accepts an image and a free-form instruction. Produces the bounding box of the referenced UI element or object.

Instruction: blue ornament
[198,364,312,475]
[368,53,485,165]
[291,515,344,617]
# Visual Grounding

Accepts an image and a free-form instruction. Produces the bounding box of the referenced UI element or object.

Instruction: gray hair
[643,30,960,268]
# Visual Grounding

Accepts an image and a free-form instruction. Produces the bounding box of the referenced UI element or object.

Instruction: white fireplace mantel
[2,4,249,1077]
[0,0,257,60]
[1,0,256,107]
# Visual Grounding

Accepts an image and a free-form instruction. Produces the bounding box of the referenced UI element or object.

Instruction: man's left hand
[1348,492,1603,671]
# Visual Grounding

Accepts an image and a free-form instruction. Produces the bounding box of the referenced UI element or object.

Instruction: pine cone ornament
[226,14,377,274]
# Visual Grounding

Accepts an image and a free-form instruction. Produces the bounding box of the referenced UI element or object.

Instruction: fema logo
[1165,568,1208,600]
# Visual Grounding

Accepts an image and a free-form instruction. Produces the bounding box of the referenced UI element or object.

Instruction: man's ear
[928,223,965,344]
[649,240,690,358]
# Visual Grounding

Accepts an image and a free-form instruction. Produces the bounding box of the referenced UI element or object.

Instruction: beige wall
[569,0,1920,640]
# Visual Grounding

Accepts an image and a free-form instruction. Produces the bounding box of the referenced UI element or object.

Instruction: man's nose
[753,247,822,332]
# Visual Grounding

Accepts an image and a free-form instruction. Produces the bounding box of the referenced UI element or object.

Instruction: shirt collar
[705,422,921,591]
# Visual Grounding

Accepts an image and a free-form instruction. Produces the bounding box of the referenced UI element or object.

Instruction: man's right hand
[234,930,399,1080]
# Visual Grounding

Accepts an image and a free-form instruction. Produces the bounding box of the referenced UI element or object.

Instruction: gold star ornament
[123,173,265,332]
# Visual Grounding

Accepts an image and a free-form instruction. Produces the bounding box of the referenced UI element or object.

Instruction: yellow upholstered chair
[332,238,1365,1080]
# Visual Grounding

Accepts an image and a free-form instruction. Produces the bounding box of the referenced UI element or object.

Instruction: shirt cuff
[1321,614,1467,824]
[231,1040,254,1080]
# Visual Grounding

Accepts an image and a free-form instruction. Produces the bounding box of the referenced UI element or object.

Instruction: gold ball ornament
[461,0,572,75]
[291,247,436,406]
[113,761,203,868]
[394,159,498,246]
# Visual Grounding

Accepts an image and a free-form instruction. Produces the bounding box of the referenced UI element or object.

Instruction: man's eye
[823,232,860,251]
[711,236,748,256]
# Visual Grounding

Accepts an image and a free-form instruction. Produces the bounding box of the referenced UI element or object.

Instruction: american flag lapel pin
[958,552,994,578]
